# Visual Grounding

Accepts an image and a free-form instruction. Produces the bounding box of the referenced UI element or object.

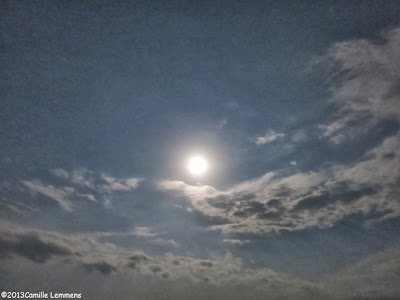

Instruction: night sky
[1,1,400,299]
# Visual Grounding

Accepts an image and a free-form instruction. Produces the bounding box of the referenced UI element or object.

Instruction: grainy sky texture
[1,1,400,299]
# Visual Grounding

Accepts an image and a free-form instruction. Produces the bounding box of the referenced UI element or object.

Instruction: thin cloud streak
[255,130,285,145]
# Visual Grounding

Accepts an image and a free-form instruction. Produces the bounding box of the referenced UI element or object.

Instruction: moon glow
[188,156,208,176]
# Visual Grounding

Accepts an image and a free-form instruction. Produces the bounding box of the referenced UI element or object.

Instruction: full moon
[188,156,208,176]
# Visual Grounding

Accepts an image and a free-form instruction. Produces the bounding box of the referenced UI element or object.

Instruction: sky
[1,1,400,299]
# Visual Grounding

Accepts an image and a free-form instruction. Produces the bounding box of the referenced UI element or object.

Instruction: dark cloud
[191,210,232,226]
[232,210,252,218]
[82,262,117,274]
[127,254,150,269]
[0,223,124,275]
[205,195,235,211]
[293,181,378,211]
[199,261,213,267]
[0,234,72,263]
[266,199,281,208]
[233,201,267,218]
[206,193,256,211]
[149,265,162,273]
[129,254,150,263]
[293,194,328,211]
[256,210,283,220]
[127,262,137,269]
[271,185,295,198]
[382,152,396,160]
[206,193,269,219]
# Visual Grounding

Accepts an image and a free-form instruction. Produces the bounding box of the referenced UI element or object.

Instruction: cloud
[157,29,400,235]
[0,233,72,263]
[317,27,400,143]
[0,220,310,292]
[327,244,400,299]
[2,219,398,298]
[255,130,285,145]
[100,174,141,192]
[292,182,377,211]
[132,226,159,238]
[149,265,163,273]
[159,131,400,234]
[52,169,95,189]
[22,181,75,212]
[82,227,179,250]
[217,118,228,129]
[51,168,141,193]
[223,239,250,245]
[159,180,217,203]
[151,238,179,248]
[0,220,146,275]
[21,168,142,211]
[82,262,117,274]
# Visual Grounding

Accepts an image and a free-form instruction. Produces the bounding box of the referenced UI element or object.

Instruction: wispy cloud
[83,227,178,249]
[327,244,400,299]
[223,239,250,245]
[254,130,285,145]
[132,226,159,238]
[217,118,228,129]
[100,174,140,192]
[22,168,143,211]
[316,28,400,143]
[52,168,142,193]
[22,181,75,212]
